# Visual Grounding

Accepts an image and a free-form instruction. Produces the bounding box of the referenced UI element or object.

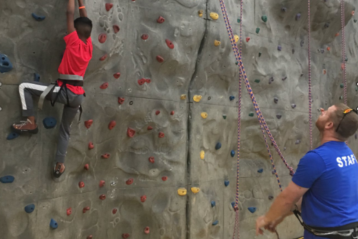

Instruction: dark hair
[332,103,358,139]
[74,17,92,38]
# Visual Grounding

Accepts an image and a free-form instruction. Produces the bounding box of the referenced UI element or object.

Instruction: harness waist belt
[59,74,83,81]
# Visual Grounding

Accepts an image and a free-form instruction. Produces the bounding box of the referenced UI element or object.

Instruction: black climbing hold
[25,204,35,213]
[295,139,301,144]
[291,104,296,109]
[281,7,287,12]
[248,207,256,213]
[269,77,274,84]
[276,114,282,119]
[345,56,348,62]
[50,218,58,229]
[257,168,263,173]
[229,96,235,101]
[32,13,46,21]
[215,142,222,150]
[0,54,13,73]
[300,41,304,47]
[354,19,357,23]
[224,180,229,187]
[355,134,357,139]
[274,97,278,104]
[292,49,295,54]
[282,76,287,81]
[231,150,235,157]
[258,52,261,57]
[212,220,219,226]
[340,84,344,89]
[211,201,216,207]
[268,196,274,200]
[296,13,301,21]
[324,23,330,28]
[339,96,343,100]
[277,45,282,51]
[0,175,14,183]
[34,73,40,82]
[7,132,19,140]
[43,117,57,129]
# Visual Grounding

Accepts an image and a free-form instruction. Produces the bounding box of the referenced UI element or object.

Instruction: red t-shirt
[57,31,93,94]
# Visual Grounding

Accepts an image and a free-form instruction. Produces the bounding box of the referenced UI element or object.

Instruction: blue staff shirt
[292,141,358,239]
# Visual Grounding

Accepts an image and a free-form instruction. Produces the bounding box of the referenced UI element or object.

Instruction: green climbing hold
[261,15,267,22]
[340,84,344,88]
[256,27,260,34]
[254,79,260,83]
[249,112,254,117]
[223,114,227,119]
[237,18,241,23]
[258,52,262,57]
[339,96,343,100]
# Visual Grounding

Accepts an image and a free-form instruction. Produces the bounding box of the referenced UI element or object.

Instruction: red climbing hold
[108,120,116,130]
[165,39,174,49]
[100,82,108,89]
[127,128,136,137]
[147,126,153,130]
[100,54,108,61]
[98,33,107,43]
[162,176,168,181]
[79,181,85,188]
[113,25,120,33]
[144,227,150,234]
[88,142,94,150]
[141,34,148,40]
[101,153,110,159]
[118,97,125,104]
[126,178,133,185]
[246,37,250,42]
[83,206,90,213]
[144,79,151,83]
[138,78,145,85]
[99,180,105,187]
[141,195,147,202]
[84,164,90,170]
[99,194,106,200]
[85,120,93,129]
[155,110,160,115]
[148,157,155,163]
[158,132,165,138]
[156,56,164,62]
[105,3,113,11]
[122,233,130,239]
[67,207,72,216]
[87,236,93,239]
[157,16,165,23]
[170,111,174,115]
[113,72,121,79]
[112,208,117,214]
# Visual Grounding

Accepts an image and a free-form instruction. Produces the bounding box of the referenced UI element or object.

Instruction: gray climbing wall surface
[1,0,358,238]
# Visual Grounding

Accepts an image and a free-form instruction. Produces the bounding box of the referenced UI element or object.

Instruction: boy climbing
[12,0,93,178]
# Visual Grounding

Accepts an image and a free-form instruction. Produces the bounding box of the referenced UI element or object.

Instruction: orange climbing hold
[98,33,107,43]
[165,39,174,49]
[335,33,340,37]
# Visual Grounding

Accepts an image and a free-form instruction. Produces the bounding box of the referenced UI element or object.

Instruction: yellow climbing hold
[214,40,221,46]
[191,187,200,194]
[198,10,203,17]
[200,150,205,159]
[178,188,187,196]
[210,12,219,20]
[234,35,239,43]
[201,112,208,119]
[181,94,187,100]
[193,95,202,102]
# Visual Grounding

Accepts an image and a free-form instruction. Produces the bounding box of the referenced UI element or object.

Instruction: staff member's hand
[256,215,283,236]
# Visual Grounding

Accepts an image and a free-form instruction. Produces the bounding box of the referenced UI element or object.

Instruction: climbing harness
[341,0,347,105]
[308,0,313,150]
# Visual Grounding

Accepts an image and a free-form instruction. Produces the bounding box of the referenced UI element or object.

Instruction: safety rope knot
[233,205,239,211]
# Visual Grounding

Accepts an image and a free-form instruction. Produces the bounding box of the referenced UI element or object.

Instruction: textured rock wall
[1,0,358,238]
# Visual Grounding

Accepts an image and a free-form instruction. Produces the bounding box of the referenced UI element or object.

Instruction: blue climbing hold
[248,207,256,213]
[0,175,14,183]
[34,73,40,82]
[50,218,58,229]
[231,202,235,209]
[224,180,229,187]
[230,150,235,157]
[212,220,219,226]
[211,201,216,207]
[32,13,46,21]
[7,132,19,140]
[215,142,222,150]
[0,54,13,73]
[43,117,57,129]
[257,168,263,173]
[24,204,35,213]
[229,96,235,101]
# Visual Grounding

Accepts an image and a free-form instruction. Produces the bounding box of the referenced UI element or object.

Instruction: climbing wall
[1,0,358,238]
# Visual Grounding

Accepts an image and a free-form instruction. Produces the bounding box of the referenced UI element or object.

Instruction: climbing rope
[341,0,347,105]
[308,0,313,150]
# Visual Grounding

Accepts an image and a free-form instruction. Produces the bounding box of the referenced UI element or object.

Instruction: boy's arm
[78,0,87,17]
[66,0,76,34]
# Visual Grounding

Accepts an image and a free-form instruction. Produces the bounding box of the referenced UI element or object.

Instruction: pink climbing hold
[108,120,116,130]
[126,178,133,185]
[156,56,164,62]
[100,82,108,89]
[122,233,130,239]
[118,97,125,104]
[113,25,120,33]
[98,33,107,43]
[127,128,136,137]
[85,119,93,129]
[105,3,113,11]
[141,195,147,202]
[157,16,165,23]
[147,126,153,130]
[88,142,94,150]
[112,208,117,214]
[141,34,148,40]
[165,39,174,49]
[158,132,165,138]
[83,206,90,213]
[246,37,250,42]
[162,176,167,181]
[99,180,105,187]
[67,207,72,216]
[155,110,160,115]
[101,153,110,159]
[148,157,155,163]
[99,194,106,200]
[170,111,174,115]
[100,54,108,61]
[113,72,121,79]
[144,227,150,234]
[79,181,85,188]
[84,164,90,170]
